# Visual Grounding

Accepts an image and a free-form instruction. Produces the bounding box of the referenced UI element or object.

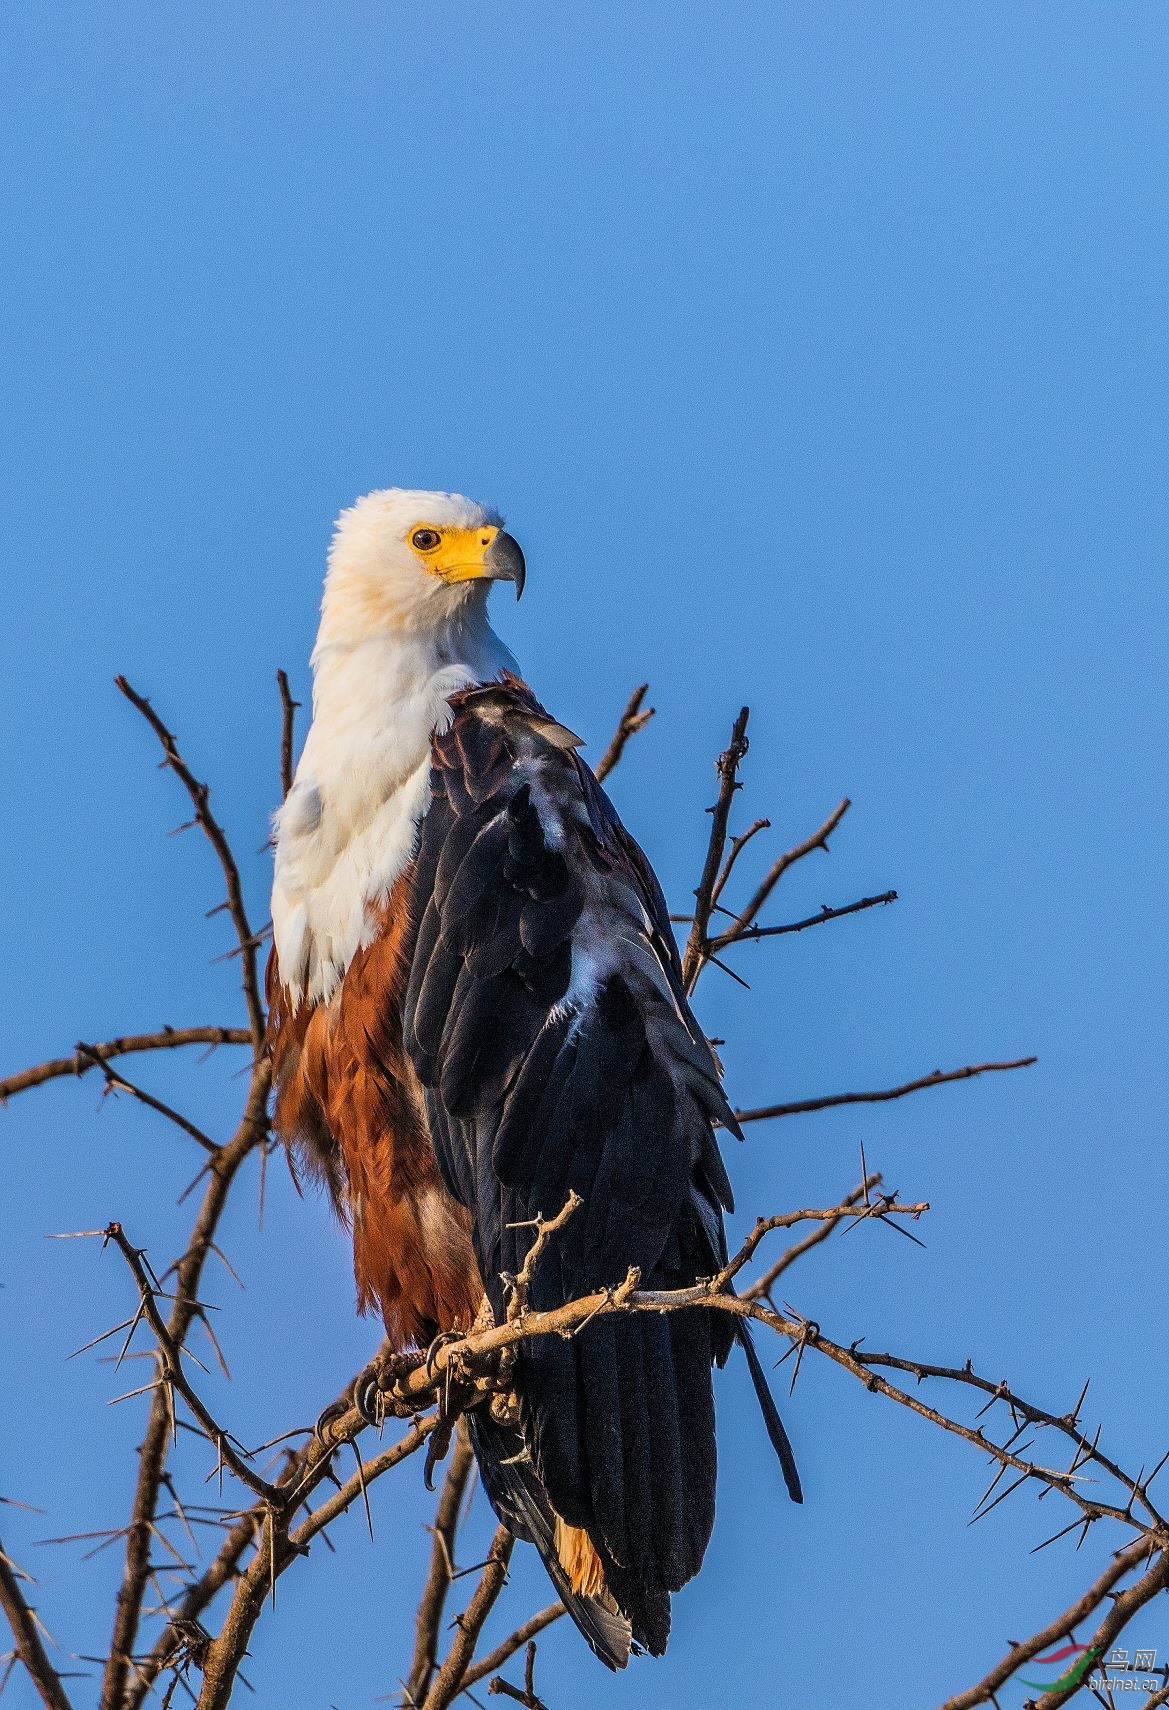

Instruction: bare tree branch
[276,670,299,803]
[11,683,1134,1710]
[115,676,266,1050]
[126,1354,391,1708]
[0,1536,74,1710]
[458,1607,565,1695]
[101,1222,280,1503]
[682,707,750,992]
[421,1527,515,1710]
[735,1057,1037,1124]
[100,1061,272,1710]
[742,1175,882,1300]
[593,684,655,783]
[193,1417,437,1710]
[707,796,850,961]
[709,816,770,910]
[487,1638,548,1710]
[708,889,898,943]
[0,1029,250,1105]
[77,1050,217,1154]
[405,1422,476,1708]
[504,1192,582,1322]
[937,1536,1169,1710]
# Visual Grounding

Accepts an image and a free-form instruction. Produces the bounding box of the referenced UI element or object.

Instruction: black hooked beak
[485,530,526,600]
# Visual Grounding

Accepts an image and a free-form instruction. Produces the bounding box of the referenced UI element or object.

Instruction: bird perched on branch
[268,488,800,1667]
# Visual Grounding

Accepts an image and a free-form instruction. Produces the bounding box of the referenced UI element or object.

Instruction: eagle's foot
[423,1329,463,1383]
[488,1383,521,1427]
[316,1376,383,1444]
[314,1395,353,1446]
[423,1410,458,1490]
[351,1349,418,1427]
[315,1351,416,1444]
[351,1374,384,1430]
[420,1330,487,1488]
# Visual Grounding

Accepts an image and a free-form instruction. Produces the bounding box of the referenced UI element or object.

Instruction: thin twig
[276,671,299,802]
[681,708,750,992]
[115,677,265,1049]
[78,1051,217,1154]
[709,817,771,909]
[101,1224,279,1504]
[0,1029,250,1105]
[715,1194,929,1291]
[458,1608,565,1694]
[593,685,655,783]
[706,796,850,964]
[717,890,898,944]
[504,1193,582,1322]
[742,1176,881,1300]
[735,1057,1037,1124]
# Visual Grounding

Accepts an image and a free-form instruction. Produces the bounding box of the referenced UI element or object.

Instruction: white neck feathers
[272,594,517,1008]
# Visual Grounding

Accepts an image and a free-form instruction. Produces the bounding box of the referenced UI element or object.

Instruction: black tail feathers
[465,1409,633,1671]
[464,1317,798,1673]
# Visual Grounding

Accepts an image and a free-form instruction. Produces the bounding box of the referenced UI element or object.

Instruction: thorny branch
[115,675,266,1050]
[681,706,750,992]
[100,1059,273,1710]
[741,1175,880,1300]
[420,1526,515,1710]
[1,680,1154,1710]
[0,1535,74,1710]
[404,1421,477,1708]
[677,708,887,997]
[0,1028,250,1104]
[99,1221,281,1504]
[193,1418,440,1710]
[736,1056,1038,1124]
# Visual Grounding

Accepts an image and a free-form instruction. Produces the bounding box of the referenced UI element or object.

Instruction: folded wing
[404,678,797,1658]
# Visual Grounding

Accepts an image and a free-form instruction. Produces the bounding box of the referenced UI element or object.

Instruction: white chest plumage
[272,607,517,1008]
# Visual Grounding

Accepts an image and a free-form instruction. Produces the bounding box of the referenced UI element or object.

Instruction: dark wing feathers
[403,679,796,1661]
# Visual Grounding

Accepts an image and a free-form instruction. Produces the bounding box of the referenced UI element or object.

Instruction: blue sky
[2,4,1167,1706]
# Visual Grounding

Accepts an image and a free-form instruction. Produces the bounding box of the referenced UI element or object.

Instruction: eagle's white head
[318,487,525,644]
[275,486,525,1003]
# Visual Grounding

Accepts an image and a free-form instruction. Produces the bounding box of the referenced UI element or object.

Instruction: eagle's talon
[423,1413,457,1490]
[316,1370,387,1445]
[314,1398,350,1447]
[423,1329,462,1383]
[353,1375,383,1427]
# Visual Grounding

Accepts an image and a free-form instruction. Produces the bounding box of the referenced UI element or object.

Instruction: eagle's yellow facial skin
[410,523,502,584]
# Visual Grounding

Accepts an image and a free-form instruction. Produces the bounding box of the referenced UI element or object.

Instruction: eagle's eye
[411,528,442,552]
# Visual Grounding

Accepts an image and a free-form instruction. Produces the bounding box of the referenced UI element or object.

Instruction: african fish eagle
[268,488,800,1667]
